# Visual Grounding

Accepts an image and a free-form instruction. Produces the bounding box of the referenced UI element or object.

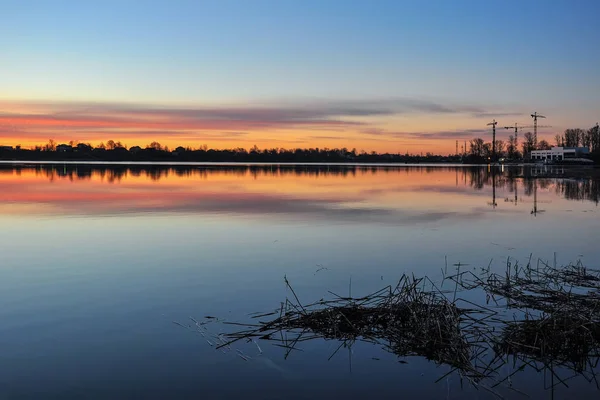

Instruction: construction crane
[530,112,546,147]
[487,119,498,162]
[504,122,552,149]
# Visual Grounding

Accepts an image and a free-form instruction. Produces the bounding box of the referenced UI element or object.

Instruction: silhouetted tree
[44,139,56,152]
[495,140,505,157]
[522,132,536,157]
[507,135,518,159]
[537,140,551,150]
[589,124,600,153]
[483,142,493,159]
[582,130,592,150]
[564,128,585,147]
[469,138,485,158]
[147,142,163,151]
[554,134,564,147]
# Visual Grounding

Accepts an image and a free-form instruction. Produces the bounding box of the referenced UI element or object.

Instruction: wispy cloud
[307,135,348,140]
[471,112,524,119]
[360,128,490,140]
[0,97,524,144]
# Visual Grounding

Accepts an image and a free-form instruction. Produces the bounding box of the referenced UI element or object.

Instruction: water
[0,164,598,399]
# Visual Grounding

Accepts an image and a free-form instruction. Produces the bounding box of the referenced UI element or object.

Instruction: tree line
[0,139,458,163]
[1,126,599,164]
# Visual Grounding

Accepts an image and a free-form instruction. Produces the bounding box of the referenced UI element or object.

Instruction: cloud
[0,97,521,133]
[471,112,525,119]
[307,135,348,140]
[360,128,490,140]
[280,97,488,116]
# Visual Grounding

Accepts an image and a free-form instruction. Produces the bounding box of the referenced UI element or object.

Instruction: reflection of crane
[487,119,498,162]
[487,167,497,208]
[531,112,546,147]
[531,180,544,216]
[519,180,551,216]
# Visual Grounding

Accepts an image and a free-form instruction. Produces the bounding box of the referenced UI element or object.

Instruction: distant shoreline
[0,160,481,167]
[1,160,598,168]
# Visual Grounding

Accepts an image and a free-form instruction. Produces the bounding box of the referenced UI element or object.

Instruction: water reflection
[1,165,598,217]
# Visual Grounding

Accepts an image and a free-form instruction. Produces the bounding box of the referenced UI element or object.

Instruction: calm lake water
[0,163,598,399]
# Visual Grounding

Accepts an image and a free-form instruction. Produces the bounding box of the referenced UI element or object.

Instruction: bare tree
[507,135,518,159]
[589,124,600,152]
[44,139,56,151]
[564,128,586,147]
[495,139,505,157]
[522,132,536,156]
[469,138,485,157]
[554,134,563,147]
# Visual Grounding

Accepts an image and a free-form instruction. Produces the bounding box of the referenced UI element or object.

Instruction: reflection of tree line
[460,166,600,206]
[0,164,455,183]
[2,164,598,204]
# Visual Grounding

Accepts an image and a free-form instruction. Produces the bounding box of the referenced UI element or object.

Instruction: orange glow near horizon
[0,100,560,155]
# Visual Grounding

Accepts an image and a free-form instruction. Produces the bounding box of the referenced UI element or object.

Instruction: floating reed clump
[495,315,600,367]
[449,257,600,319]
[488,314,600,389]
[216,275,494,383]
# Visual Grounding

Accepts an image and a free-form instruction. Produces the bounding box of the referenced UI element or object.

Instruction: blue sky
[1,0,599,152]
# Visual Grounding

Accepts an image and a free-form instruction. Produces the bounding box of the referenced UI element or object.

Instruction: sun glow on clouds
[0,98,529,154]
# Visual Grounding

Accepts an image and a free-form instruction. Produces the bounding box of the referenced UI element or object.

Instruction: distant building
[0,146,13,151]
[530,146,590,161]
[129,146,142,154]
[56,144,73,152]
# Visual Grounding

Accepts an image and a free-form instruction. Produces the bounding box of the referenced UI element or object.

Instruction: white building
[530,147,589,161]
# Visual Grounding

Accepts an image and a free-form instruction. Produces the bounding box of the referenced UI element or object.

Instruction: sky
[1,0,599,154]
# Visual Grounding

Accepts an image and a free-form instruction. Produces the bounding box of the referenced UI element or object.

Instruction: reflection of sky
[1,166,597,220]
[0,166,598,398]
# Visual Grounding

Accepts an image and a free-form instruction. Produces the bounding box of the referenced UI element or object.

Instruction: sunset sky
[1,0,599,154]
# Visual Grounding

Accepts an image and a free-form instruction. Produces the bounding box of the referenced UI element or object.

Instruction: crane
[487,119,498,162]
[530,112,546,147]
[504,122,552,149]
